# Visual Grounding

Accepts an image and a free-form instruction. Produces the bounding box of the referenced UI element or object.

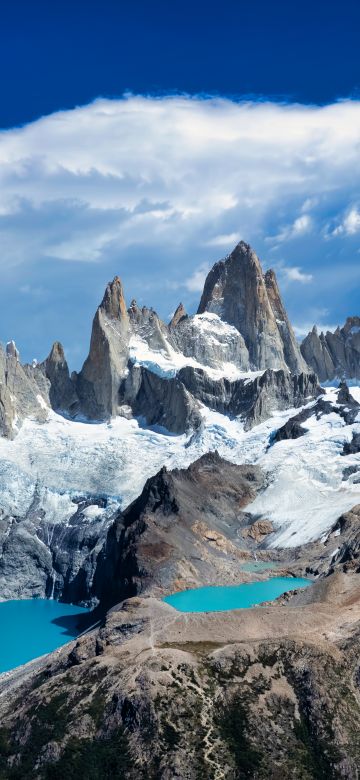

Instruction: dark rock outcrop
[120,365,202,434]
[301,317,360,381]
[342,433,360,456]
[198,240,307,373]
[169,302,187,329]
[93,452,264,609]
[0,489,113,602]
[40,341,78,413]
[178,366,321,429]
[272,418,308,442]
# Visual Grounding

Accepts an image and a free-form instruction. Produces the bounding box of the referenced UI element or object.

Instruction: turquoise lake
[0,599,90,674]
[163,576,311,612]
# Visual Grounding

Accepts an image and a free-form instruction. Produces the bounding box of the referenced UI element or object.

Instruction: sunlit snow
[0,387,359,548]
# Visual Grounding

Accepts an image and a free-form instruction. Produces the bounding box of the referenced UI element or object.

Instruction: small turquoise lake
[0,599,90,674]
[163,576,311,612]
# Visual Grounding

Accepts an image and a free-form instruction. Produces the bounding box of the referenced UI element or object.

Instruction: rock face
[0,239,322,438]
[74,277,131,419]
[39,341,78,414]
[177,365,321,429]
[67,239,316,431]
[0,342,49,438]
[301,316,360,381]
[198,241,307,373]
[92,452,264,609]
[120,365,202,434]
[0,482,114,602]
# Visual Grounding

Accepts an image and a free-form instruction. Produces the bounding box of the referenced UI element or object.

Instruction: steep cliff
[198,241,307,373]
[301,317,360,381]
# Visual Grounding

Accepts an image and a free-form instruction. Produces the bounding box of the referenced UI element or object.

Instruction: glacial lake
[163,576,311,612]
[0,599,90,674]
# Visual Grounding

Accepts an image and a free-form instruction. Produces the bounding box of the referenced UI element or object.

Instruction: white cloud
[283,266,313,283]
[183,263,210,292]
[205,232,241,247]
[333,207,360,236]
[0,95,358,275]
[270,213,313,243]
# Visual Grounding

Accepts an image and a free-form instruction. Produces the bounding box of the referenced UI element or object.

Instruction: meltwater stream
[163,576,311,612]
[0,599,90,674]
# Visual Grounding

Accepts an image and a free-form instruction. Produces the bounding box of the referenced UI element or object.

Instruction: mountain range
[0,239,359,779]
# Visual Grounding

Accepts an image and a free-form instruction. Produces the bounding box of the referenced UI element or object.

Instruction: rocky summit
[0,238,359,779]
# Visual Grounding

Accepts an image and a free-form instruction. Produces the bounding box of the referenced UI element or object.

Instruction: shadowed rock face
[177,366,321,429]
[301,317,360,381]
[75,277,131,419]
[40,341,78,413]
[119,365,202,434]
[198,241,307,373]
[92,452,264,609]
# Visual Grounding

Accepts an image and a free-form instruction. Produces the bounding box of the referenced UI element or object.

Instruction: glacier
[0,386,358,549]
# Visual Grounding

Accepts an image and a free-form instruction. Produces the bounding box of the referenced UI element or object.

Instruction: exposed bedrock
[74,276,131,419]
[170,310,250,371]
[198,240,307,373]
[92,452,265,609]
[0,343,49,438]
[301,316,360,382]
[39,341,79,414]
[0,489,112,602]
[178,365,321,429]
[119,364,202,434]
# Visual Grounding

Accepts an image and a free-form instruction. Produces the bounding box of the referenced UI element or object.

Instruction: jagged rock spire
[75,275,131,419]
[100,276,128,320]
[198,240,307,373]
[301,316,360,381]
[40,342,78,413]
[169,303,187,329]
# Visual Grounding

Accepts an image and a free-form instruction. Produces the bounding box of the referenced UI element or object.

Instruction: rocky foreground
[0,572,359,779]
[0,450,359,778]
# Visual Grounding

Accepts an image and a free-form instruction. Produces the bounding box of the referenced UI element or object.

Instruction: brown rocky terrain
[0,573,359,779]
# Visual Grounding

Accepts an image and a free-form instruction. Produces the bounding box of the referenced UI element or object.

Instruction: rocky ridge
[301,316,360,382]
[0,239,322,438]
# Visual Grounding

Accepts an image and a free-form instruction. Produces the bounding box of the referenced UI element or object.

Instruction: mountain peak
[197,240,306,373]
[47,341,66,364]
[169,302,187,329]
[100,276,128,320]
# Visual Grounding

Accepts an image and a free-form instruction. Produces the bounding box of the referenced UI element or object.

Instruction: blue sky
[0,1,359,367]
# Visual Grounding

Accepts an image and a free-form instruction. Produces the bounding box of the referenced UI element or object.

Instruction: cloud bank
[0,94,359,364]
